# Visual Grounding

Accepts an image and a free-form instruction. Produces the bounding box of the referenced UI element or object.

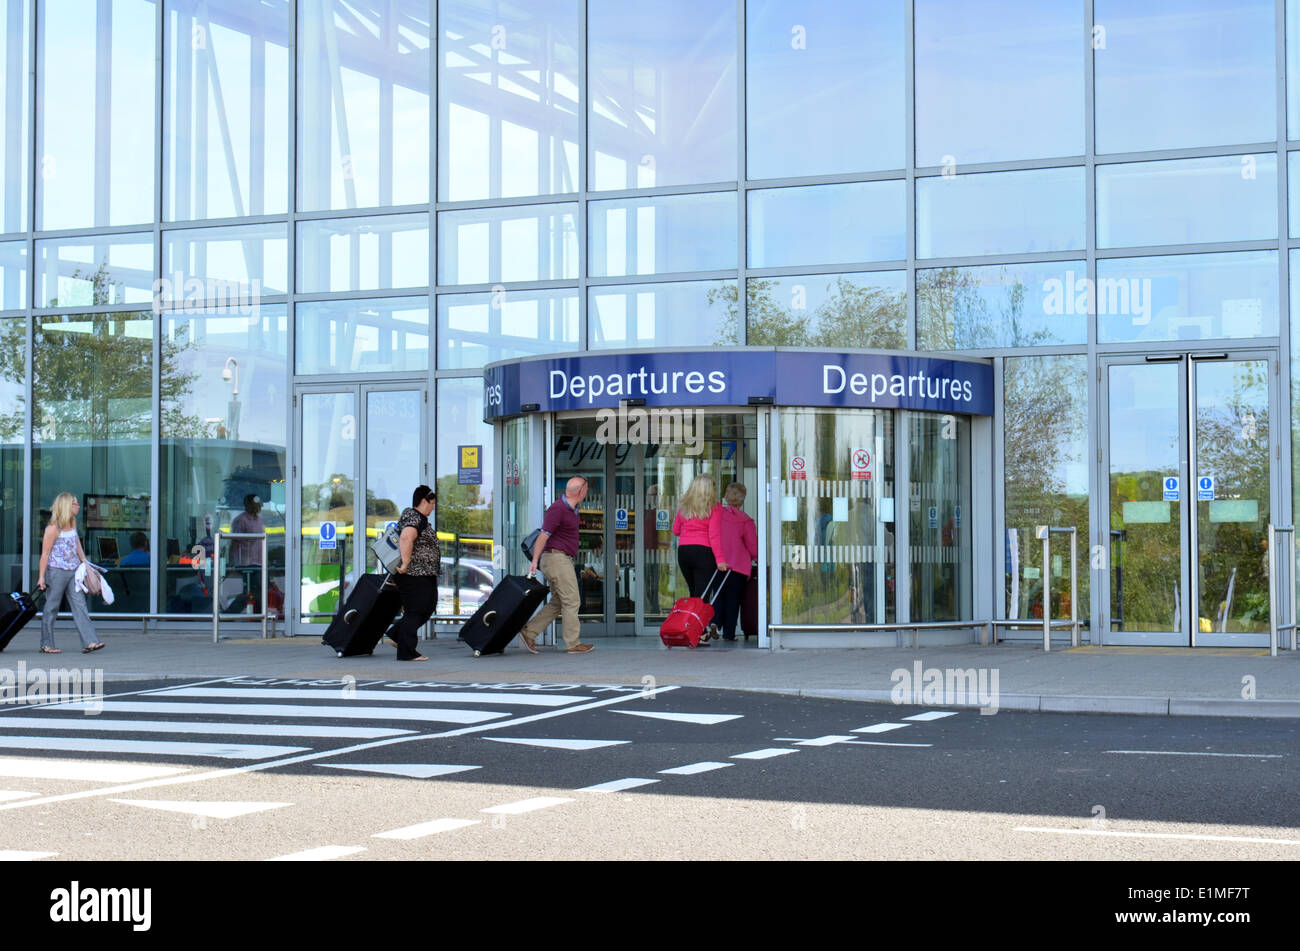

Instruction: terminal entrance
[550,411,760,637]
[1102,351,1278,646]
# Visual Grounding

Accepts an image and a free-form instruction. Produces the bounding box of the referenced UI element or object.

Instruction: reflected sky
[589,192,735,277]
[749,182,905,268]
[917,168,1084,259]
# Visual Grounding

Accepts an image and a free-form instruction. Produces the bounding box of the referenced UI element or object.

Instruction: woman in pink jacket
[709,482,758,642]
[671,474,719,601]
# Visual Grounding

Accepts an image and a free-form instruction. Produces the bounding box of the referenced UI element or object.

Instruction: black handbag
[521,528,542,560]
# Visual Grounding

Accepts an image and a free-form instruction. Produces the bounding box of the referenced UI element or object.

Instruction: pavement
[11,623,1300,719]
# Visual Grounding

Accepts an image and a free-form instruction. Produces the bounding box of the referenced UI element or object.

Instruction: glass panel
[500,417,531,580]
[162,222,289,301]
[295,298,429,374]
[1096,155,1278,249]
[1095,0,1275,154]
[436,378,494,587]
[36,235,154,309]
[31,312,153,615]
[915,0,1083,166]
[589,280,736,349]
[299,391,355,623]
[918,261,1088,350]
[748,182,905,268]
[1291,0,1300,139]
[746,272,906,349]
[910,413,971,622]
[0,317,23,591]
[438,0,579,202]
[165,0,290,220]
[746,0,904,179]
[437,288,578,369]
[296,214,429,293]
[589,192,736,277]
[1096,250,1278,344]
[37,0,157,230]
[438,203,577,285]
[364,389,421,575]
[298,0,431,211]
[552,417,604,623]
[1108,362,1181,633]
[589,0,736,190]
[778,409,895,626]
[1293,251,1300,614]
[0,0,29,232]
[917,167,1085,259]
[1004,355,1090,624]
[1291,152,1299,239]
[1195,360,1269,635]
[160,308,288,617]
[0,241,27,310]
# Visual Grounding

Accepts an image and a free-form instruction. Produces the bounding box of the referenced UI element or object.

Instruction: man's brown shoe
[565,643,595,653]
[519,631,539,654]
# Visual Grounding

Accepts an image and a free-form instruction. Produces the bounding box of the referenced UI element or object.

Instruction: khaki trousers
[522,550,581,649]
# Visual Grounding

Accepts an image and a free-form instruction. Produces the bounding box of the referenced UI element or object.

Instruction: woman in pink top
[671,474,719,601]
[709,482,758,642]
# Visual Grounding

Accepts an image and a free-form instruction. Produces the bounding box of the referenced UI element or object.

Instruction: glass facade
[0,0,1294,645]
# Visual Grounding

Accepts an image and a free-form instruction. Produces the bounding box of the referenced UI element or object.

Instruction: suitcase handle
[482,610,497,626]
[701,570,731,605]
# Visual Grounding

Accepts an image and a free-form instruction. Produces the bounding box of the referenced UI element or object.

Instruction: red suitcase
[660,571,729,649]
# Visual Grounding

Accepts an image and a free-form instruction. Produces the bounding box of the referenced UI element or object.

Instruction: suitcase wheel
[336,651,343,657]
[473,650,481,657]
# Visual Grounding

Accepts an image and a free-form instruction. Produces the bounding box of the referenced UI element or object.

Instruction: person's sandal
[39,646,61,654]
[82,642,105,653]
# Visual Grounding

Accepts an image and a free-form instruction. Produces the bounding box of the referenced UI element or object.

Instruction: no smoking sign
[851,448,872,481]
[789,455,807,481]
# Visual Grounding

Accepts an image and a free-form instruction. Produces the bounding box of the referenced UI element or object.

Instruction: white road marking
[787,735,857,747]
[157,687,592,707]
[1015,826,1300,846]
[52,701,508,724]
[845,740,933,748]
[0,717,412,739]
[481,797,573,815]
[1105,750,1283,759]
[577,777,660,793]
[317,763,481,779]
[0,850,57,860]
[658,762,733,776]
[0,757,188,783]
[731,748,798,760]
[0,736,308,760]
[0,791,36,802]
[267,846,366,861]
[612,711,742,725]
[853,723,910,733]
[903,711,957,721]
[109,800,292,819]
[0,687,682,812]
[484,737,629,751]
[373,818,481,840]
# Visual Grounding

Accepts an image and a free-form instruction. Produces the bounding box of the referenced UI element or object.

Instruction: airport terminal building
[1,0,1297,650]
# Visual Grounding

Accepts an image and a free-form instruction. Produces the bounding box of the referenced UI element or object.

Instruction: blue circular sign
[1165,477,1177,491]
[1199,477,1212,490]
[320,522,336,541]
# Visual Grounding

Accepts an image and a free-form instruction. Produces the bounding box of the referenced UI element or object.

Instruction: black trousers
[714,571,747,640]
[392,573,437,659]
[677,545,717,599]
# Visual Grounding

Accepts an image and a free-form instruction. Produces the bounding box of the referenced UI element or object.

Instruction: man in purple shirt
[519,476,595,654]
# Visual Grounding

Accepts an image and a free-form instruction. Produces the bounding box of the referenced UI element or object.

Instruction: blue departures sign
[484,350,993,421]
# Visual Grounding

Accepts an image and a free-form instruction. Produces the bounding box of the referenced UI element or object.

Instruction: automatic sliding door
[298,390,358,627]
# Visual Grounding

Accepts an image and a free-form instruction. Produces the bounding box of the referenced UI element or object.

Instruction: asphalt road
[0,676,1296,863]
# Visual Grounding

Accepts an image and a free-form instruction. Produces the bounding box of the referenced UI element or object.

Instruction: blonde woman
[671,474,721,601]
[36,493,105,654]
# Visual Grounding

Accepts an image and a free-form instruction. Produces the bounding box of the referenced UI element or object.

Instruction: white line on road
[0,676,243,715]
[484,737,629,751]
[50,701,509,725]
[155,687,592,707]
[0,736,309,760]
[784,735,857,747]
[0,717,413,739]
[731,749,798,760]
[1105,750,1283,759]
[1014,826,1300,846]
[0,791,36,801]
[109,800,292,819]
[373,818,481,840]
[853,723,910,733]
[0,757,188,783]
[0,686,680,812]
[0,850,57,860]
[317,763,481,779]
[658,762,733,776]
[482,797,573,815]
[902,711,958,721]
[577,778,660,793]
[266,846,367,861]
[612,711,742,725]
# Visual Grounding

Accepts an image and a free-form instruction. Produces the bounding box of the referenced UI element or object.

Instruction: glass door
[293,384,426,632]
[1102,352,1276,646]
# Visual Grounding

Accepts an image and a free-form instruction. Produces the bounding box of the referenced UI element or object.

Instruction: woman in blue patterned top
[36,493,105,654]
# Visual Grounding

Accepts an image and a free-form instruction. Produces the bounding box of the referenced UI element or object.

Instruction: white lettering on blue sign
[319,521,337,550]
[1163,477,1180,502]
[656,508,670,531]
[1198,476,1214,501]
[615,508,628,530]
[954,505,962,528]
[821,365,974,404]
[928,506,938,528]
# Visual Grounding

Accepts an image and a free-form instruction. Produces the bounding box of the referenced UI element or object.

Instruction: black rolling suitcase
[0,591,39,651]
[459,575,548,657]
[322,573,402,658]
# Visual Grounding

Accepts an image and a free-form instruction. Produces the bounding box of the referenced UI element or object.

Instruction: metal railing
[769,620,991,650]
[1037,525,1080,652]
[1268,523,1297,657]
[211,532,271,644]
